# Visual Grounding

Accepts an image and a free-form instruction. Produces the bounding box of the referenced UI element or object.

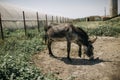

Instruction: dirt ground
[32,37,120,80]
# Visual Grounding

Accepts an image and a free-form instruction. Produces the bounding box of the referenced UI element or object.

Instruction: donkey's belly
[51,37,77,43]
[50,32,79,42]
[51,37,66,42]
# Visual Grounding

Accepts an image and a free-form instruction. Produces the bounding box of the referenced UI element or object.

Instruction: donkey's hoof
[49,54,56,58]
[89,57,94,61]
[94,57,99,61]
[78,54,81,58]
[67,57,72,62]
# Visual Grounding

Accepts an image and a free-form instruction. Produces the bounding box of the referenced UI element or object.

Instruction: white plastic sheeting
[0,2,62,29]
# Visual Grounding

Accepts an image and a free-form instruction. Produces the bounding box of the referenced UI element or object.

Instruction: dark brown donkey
[45,23,97,61]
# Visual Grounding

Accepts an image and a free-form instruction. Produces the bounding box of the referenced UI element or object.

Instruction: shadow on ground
[52,56,109,65]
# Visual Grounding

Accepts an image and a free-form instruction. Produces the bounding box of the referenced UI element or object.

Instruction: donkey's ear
[89,36,97,44]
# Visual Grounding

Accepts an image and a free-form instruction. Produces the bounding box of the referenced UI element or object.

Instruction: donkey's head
[84,36,97,60]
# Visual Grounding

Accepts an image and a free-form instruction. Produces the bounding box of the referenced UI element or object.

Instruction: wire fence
[0,11,72,40]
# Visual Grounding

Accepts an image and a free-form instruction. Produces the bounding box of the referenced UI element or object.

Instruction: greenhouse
[0,2,65,29]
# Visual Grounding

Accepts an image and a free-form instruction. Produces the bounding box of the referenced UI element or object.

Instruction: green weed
[0,27,59,80]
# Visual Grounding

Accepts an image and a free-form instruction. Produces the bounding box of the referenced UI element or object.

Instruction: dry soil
[32,37,120,80]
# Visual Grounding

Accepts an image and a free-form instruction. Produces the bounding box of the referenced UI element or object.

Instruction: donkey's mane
[71,25,89,40]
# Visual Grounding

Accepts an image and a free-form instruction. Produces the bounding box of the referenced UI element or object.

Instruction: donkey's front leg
[78,44,82,58]
[67,41,71,61]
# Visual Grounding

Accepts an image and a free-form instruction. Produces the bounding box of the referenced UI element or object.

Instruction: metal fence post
[45,14,48,26]
[56,16,58,23]
[36,12,40,32]
[52,16,54,23]
[0,13,4,40]
[23,11,27,36]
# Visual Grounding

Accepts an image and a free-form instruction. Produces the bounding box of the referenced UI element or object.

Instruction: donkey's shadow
[54,57,106,65]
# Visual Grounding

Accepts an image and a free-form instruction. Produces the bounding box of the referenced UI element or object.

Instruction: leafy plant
[0,27,59,80]
[86,26,120,37]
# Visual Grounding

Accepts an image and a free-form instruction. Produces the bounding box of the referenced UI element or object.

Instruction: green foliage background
[74,17,120,37]
[0,28,59,80]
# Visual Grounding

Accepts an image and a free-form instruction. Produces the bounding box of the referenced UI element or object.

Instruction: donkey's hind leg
[47,40,55,57]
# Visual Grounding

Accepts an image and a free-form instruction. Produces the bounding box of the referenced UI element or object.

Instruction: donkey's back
[46,23,73,41]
